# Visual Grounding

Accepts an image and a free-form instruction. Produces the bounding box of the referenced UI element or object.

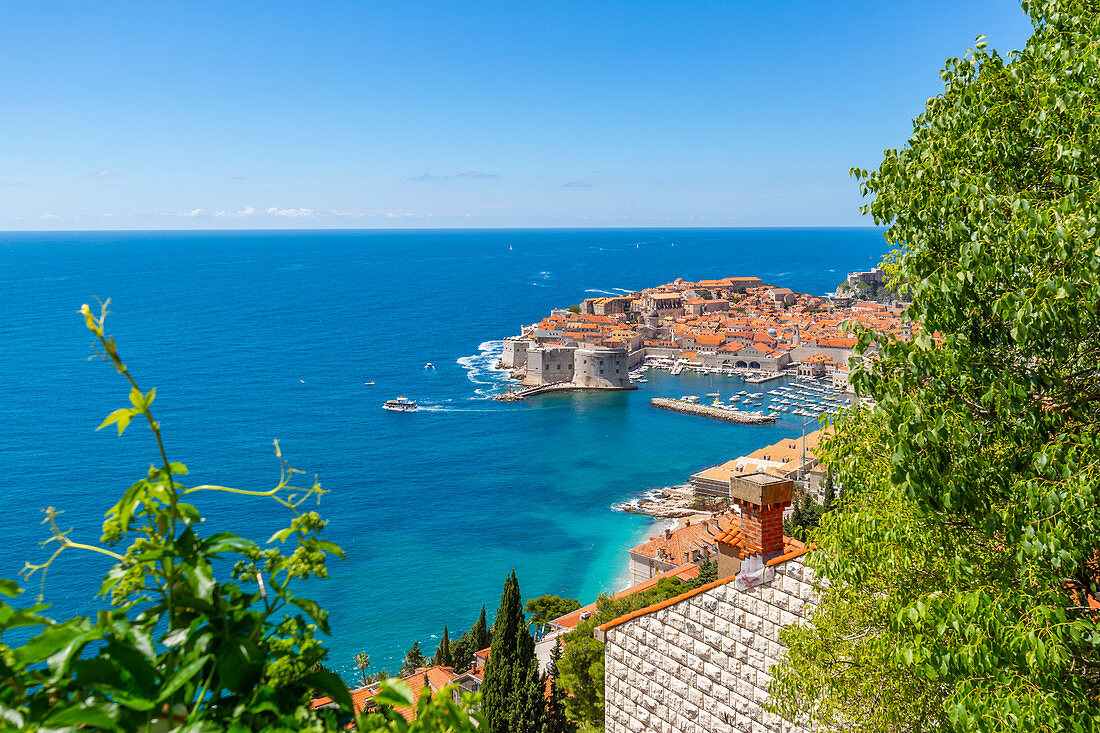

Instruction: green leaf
[313,539,346,560]
[215,637,263,693]
[302,667,356,712]
[162,627,189,648]
[203,532,258,555]
[267,527,295,544]
[190,561,215,604]
[44,703,119,728]
[14,621,95,666]
[97,407,138,435]
[374,679,416,708]
[155,654,212,702]
[289,596,330,633]
[0,579,22,597]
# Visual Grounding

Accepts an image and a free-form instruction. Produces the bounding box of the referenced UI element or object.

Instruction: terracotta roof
[628,514,738,565]
[316,665,461,721]
[716,530,808,564]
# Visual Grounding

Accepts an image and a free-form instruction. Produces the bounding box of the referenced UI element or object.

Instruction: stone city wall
[603,558,815,733]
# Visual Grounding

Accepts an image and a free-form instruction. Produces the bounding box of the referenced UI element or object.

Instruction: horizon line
[0,224,887,235]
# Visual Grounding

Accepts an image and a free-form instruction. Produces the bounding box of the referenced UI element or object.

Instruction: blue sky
[2,1,1034,229]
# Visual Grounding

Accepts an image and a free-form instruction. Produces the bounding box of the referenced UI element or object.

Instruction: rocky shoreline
[613,484,713,522]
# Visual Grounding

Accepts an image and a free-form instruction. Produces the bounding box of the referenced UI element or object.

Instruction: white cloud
[213,206,258,218]
[265,207,314,217]
[85,169,123,179]
[39,213,59,220]
[186,208,203,217]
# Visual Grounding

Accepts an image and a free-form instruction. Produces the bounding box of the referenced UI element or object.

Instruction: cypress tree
[472,605,490,650]
[482,571,536,733]
[511,655,546,733]
[432,625,453,668]
[451,631,473,672]
[543,641,576,733]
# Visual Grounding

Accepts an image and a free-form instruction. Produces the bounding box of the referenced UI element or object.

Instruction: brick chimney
[729,472,793,558]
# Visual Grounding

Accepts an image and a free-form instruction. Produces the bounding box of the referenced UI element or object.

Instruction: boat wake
[584,287,636,296]
[417,405,499,413]
[456,340,511,399]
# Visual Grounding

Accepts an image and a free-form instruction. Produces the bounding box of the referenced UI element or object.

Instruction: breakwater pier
[496,382,637,402]
[650,398,777,424]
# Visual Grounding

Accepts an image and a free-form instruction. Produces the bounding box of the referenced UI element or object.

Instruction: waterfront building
[689,429,829,500]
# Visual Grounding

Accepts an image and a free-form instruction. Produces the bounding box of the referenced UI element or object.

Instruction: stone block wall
[603,559,815,733]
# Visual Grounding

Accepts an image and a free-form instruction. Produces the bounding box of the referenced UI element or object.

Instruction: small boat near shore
[383,396,418,412]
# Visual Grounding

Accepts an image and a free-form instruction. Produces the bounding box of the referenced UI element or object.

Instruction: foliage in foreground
[772,2,1100,730]
[0,302,481,731]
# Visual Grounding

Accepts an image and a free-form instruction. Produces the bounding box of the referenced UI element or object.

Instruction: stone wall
[574,347,630,388]
[603,559,815,733]
[524,345,576,385]
[500,338,530,369]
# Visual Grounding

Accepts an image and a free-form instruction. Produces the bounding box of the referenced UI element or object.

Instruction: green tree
[567,304,581,314]
[543,641,577,733]
[512,656,547,733]
[783,492,824,542]
[473,605,491,649]
[449,632,473,673]
[526,594,582,627]
[399,640,428,677]
[432,625,453,668]
[482,571,542,733]
[773,3,1100,730]
[449,605,490,673]
[688,557,718,588]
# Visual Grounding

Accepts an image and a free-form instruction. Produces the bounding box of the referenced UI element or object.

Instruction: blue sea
[0,228,885,678]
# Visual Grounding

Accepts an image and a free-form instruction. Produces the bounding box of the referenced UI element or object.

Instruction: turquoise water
[0,228,885,677]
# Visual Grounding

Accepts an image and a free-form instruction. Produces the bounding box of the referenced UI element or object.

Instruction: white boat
[424,362,435,369]
[705,392,720,398]
[364,381,375,386]
[383,397,418,412]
